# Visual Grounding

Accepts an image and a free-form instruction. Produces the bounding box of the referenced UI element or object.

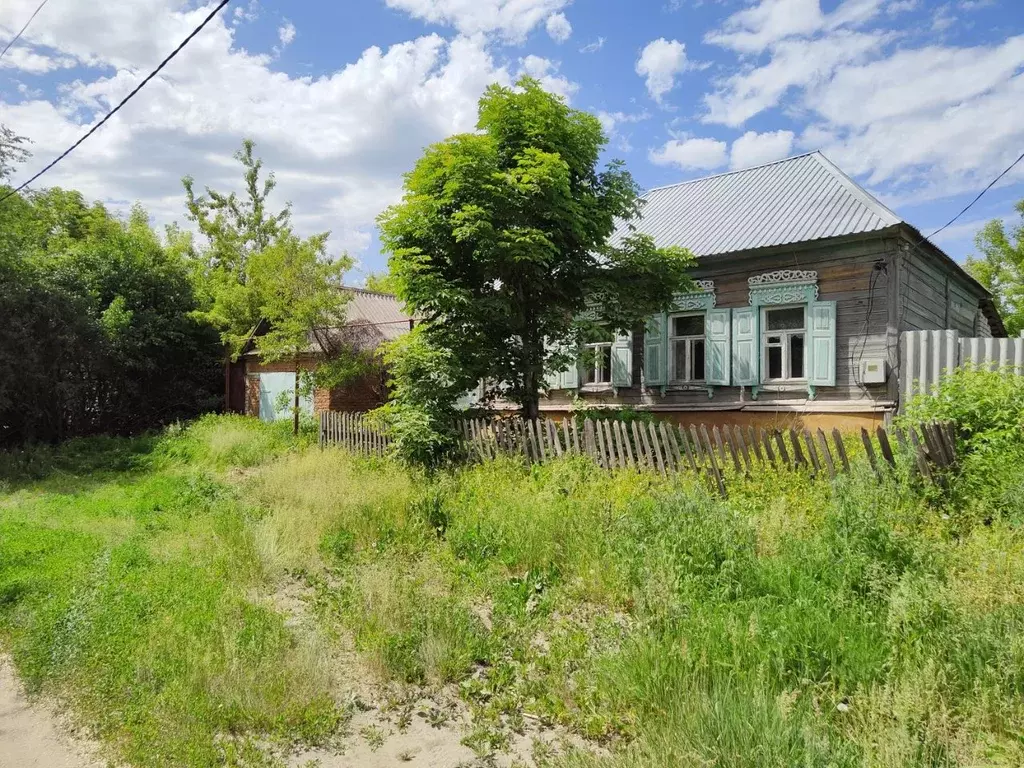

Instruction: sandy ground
[0,657,102,768]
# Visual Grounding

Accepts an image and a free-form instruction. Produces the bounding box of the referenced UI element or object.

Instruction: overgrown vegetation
[2,370,1022,766]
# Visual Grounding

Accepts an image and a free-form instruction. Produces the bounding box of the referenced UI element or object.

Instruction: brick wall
[243,355,389,416]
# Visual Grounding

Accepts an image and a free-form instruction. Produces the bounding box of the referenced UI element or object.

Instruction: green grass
[1,414,1023,767]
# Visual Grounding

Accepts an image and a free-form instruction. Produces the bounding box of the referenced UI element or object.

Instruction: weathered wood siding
[545,235,896,413]
[898,240,990,338]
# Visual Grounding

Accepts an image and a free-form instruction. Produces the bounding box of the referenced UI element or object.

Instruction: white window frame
[668,312,706,385]
[760,304,807,383]
[580,341,613,387]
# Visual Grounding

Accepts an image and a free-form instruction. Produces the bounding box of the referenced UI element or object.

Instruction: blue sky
[1,0,1022,278]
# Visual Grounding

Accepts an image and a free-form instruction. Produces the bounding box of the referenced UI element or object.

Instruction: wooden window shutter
[705,308,732,386]
[731,307,758,385]
[643,313,667,386]
[807,301,837,387]
[611,332,632,388]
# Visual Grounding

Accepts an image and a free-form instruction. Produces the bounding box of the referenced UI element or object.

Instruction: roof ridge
[644,150,823,194]
[807,151,902,226]
[342,285,398,299]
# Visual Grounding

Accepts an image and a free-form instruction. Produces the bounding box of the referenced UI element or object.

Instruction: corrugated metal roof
[343,288,411,342]
[611,151,902,257]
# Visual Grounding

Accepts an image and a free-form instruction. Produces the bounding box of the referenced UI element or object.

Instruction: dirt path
[0,657,102,768]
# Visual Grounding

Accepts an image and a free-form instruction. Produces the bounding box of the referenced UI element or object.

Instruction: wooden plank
[937,421,957,466]
[861,427,881,479]
[593,419,608,469]
[648,422,667,476]
[603,420,618,470]
[893,425,908,458]
[689,425,704,468]
[928,422,951,468]
[802,429,820,476]
[616,421,634,469]
[735,426,753,475]
[535,419,548,463]
[789,428,806,469]
[774,430,791,468]
[569,418,579,454]
[747,426,763,463]
[632,421,648,470]
[639,421,656,473]
[699,424,727,498]
[661,422,680,473]
[678,426,698,472]
[611,421,627,469]
[561,419,572,456]
[907,426,932,480]
[831,428,850,473]
[722,426,742,474]
[876,426,895,469]
[548,419,563,458]
[515,418,529,460]
[816,428,836,479]
[761,428,776,465]
[582,419,595,463]
[712,426,727,471]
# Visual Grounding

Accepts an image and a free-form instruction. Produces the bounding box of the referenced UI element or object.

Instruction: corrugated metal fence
[900,330,1024,410]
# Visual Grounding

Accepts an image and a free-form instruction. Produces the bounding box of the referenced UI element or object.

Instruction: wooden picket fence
[319,409,957,497]
[318,410,390,456]
[457,416,958,497]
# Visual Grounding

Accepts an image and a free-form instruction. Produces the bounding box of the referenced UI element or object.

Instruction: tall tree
[183,140,353,431]
[378,78,693,420]
[967,200,1024,337]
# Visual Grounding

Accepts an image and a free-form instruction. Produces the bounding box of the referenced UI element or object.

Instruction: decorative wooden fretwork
[672,280,716,312]
[748,270,819,306]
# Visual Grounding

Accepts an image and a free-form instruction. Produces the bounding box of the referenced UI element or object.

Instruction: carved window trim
[672,279,716,312]
[748,270,819,307]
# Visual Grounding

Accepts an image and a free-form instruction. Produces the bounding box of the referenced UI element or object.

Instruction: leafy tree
[379,77,693,422]
[364,270,399,295]
[183,140,355,432]
[966,200,1024,336]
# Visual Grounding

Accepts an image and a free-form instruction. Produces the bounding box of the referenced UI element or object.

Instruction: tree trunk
[293,364,300,437]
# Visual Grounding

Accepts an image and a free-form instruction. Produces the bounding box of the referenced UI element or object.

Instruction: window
[669,313,705,383]
[761,306,805,381]
[581,341,613,385]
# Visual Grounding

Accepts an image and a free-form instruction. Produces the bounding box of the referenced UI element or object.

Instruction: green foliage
[363,270,399,295]
[371,326,466,468]
[184,139,353,369]
[966,199,1024,336]
[379,78,694,421]
[0,175,221,446]
[901,366,1024,517]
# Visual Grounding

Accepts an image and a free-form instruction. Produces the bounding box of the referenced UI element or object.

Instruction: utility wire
[0,0,231,204]
[0,0,51,62]
[924,148,1024,241]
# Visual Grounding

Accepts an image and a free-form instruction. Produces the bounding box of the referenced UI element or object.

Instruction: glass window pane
[673,340,688,381]
[766,307,805,331]
[693,340,705,381]
[790,334,804,378]
[672,314,704,337]
[600,346,612,383]
[767,335,782,345]
[767,345,783,379]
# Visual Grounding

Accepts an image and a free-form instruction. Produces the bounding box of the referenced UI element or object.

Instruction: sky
[1,0,1022,280]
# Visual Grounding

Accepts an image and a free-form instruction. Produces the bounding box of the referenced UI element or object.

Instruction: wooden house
[542,152,1004,430]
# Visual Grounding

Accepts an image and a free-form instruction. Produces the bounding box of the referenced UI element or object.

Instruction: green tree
[183,140,354,432]
[378,77,693,421]
[966,200,1024,336]
[364,270,399,295]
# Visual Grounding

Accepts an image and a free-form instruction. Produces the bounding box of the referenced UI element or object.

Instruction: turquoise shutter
[705,308,731,386]
[731,307,759,386]
[560,347,580,389]
[611,332,632,388]
[808,300,837,386]
[643,313,667,387]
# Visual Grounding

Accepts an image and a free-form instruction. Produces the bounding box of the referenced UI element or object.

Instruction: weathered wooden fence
[318,410,390,456]
[320,409,957,497]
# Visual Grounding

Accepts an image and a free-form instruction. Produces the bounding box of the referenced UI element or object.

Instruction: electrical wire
[0,0,51,62]
[924,149,1024,241]
[0,0,231,204]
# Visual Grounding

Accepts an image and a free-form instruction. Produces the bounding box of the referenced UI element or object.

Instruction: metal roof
[342,287,411,343]
[612,151,902,257]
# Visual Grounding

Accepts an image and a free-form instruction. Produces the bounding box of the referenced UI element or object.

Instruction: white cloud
[519,55,578,100]
[730,130,795,169]
[649,137,728,171]
[596,109,649,152]
[579,36,605,53]
[636,38,688,103]
[278,20,296,47]
[545,12,571,43]
[384,0,569,43]
[0,2,518,258]
[705,0,883,54]
[0,46,77,73]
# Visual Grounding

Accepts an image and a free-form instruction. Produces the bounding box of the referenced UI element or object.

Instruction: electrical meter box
[861,359,887,384]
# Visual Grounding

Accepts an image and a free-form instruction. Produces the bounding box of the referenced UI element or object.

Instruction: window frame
[667,311,707,385]
[580,340,614,388]
[760,304,807,384]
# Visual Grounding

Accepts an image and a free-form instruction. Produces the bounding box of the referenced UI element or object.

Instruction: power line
[0,0,231,204]
[0,0,51,62]
[925,148,1024,241]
